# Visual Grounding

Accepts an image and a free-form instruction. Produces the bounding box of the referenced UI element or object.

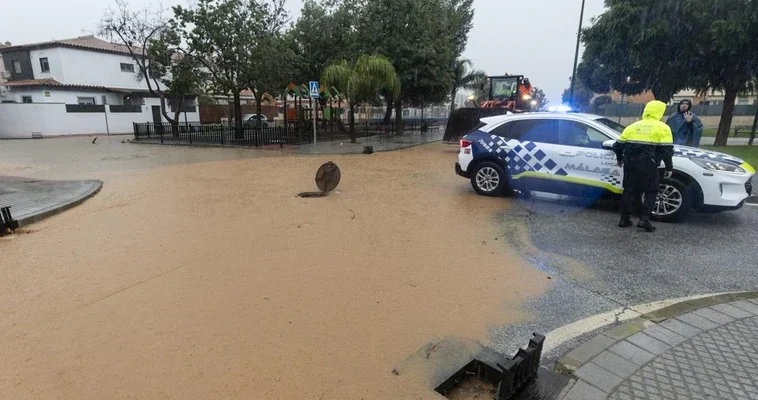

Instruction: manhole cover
[315,162,341,192]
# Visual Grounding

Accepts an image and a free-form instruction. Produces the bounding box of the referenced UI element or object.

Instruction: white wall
[0,54,7,83]
[0,103,106,137]
[28,47,165,91]
[59,47,165,90]
[29,48,65,83]
[0,100,199,138]
[1,87,122,105]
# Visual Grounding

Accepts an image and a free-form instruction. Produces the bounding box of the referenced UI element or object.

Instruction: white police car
[455,113,755,222]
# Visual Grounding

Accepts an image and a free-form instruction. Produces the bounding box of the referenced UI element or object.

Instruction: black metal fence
[133,120,447,148]
[133,122,299,147]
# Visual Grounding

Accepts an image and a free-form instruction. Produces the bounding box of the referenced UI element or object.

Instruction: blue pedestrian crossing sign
[309,81,320,98]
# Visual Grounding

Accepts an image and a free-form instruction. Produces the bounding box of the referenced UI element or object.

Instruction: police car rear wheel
[471,162,507,196]
[650,178,693,222]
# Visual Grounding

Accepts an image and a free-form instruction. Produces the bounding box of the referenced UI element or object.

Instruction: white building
[0,35,198,138]
[0,41,10,83]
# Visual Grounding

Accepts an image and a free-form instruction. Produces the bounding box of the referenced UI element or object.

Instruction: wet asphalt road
[487,193,758,365]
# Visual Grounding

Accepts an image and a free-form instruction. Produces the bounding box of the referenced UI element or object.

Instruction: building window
[40,57,50,73]
[12,60,21,73]
[120,63,134,73]
[22,96,32,103]
[77,97,96,105]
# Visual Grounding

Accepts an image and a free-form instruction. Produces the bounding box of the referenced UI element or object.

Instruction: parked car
[243,114,269,128]
[455,113,755,222]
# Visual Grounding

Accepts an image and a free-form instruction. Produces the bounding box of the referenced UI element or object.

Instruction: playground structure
[283,82,347,141]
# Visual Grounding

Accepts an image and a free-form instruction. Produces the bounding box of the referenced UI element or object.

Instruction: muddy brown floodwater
[0,140,547,399]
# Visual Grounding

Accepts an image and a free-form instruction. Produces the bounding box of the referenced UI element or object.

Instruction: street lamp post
[568,0,587,107]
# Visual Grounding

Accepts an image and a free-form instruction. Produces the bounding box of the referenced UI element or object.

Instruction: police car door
[552,119,622,197]
[504,119,560,194]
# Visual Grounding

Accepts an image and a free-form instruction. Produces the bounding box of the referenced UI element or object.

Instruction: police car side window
[512,119,559,144]
[489,122,514,138]
[559,121,608,148]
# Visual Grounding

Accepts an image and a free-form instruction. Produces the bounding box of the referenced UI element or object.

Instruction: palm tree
[450,58,488,113]
[322,55,400,143]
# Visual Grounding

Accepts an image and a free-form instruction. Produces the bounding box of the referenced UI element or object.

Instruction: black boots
[619,216,655,232]
[637,219,656,232]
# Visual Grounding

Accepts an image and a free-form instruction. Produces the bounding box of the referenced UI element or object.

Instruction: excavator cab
[444,74,535,142]
[490,76,519,101]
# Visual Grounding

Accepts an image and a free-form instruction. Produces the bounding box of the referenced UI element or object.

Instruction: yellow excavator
[443,75,536,142]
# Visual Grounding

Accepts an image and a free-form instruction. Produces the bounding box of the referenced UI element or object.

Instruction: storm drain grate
[435,333,545,400]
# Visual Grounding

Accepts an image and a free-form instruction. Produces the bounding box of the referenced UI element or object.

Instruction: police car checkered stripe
[600,175,622,187]
[479,134,568,176]
[673,146,744,165]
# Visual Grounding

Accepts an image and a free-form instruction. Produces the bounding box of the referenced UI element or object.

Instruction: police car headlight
[690,158,747,174]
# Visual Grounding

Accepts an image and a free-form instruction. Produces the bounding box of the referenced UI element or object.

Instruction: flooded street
[0,138,548,399]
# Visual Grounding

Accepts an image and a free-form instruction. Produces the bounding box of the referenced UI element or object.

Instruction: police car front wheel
[648,177,694,222]
[471,162,508,196]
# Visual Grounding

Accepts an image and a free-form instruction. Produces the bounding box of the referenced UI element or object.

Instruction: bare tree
[99,0,201,133]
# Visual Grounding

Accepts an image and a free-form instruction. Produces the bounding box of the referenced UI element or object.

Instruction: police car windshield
[594,117,626,134]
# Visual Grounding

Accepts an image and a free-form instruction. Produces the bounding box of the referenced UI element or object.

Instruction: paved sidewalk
[295,130,444,154]
[0,176,102,226]
[556,293,758,400]
[700,137,753,146]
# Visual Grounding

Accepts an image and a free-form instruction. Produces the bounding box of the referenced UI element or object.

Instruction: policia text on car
[612,101,675,232]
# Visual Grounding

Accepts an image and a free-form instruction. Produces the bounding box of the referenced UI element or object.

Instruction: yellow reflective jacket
[613,101,675,170]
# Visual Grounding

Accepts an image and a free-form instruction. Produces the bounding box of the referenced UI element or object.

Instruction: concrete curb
[746,196,757,205]
[554,291,758,399]
[16,180,103,227]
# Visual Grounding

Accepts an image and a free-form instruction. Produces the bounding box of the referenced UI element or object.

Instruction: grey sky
[1,0,605,104]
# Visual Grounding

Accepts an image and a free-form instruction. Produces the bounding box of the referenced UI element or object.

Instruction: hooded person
[612,100,674,232]
[666,99,704,147]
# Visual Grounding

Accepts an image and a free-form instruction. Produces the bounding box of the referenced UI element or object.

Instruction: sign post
[309,81,319,145]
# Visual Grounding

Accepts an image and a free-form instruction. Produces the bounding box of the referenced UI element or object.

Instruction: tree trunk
[255,92,263,128]
[713,88,738,146]
[383,98,393,126]
[233,91,243,139]
[450,87,457,114]
[749,100,758,146]
[283,93,288,135]
[349,101,356,143]
[395,100,403,136]
[158,95,179,137]
[172,103,182,138]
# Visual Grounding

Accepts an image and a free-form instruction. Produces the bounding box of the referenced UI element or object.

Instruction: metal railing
[133,120,446,148]
[133,122,298,147]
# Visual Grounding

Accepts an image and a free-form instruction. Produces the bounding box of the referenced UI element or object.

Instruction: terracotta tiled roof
[0,35,138,56]
[3,79,152,95]
[4,78,63,87]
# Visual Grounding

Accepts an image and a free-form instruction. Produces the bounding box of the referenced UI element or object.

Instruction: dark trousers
[621,160,659,220]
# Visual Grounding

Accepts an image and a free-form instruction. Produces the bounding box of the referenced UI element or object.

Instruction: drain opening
[299,162,341,199]
[298,191,329,198]
[434,333,544,400]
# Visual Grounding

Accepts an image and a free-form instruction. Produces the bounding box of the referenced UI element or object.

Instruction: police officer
[613,100,674,232]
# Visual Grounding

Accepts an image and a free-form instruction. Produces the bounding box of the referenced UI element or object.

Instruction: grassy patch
[701,145,758,167]
[702,128,717,137]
